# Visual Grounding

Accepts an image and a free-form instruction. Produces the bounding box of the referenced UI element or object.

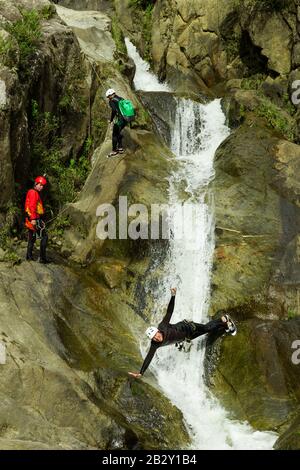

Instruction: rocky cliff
[0,0,189,450]
[0,0,300,451]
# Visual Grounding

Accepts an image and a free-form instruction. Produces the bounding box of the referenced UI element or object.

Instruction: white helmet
[146,326,158,340]
[106,88,116,98]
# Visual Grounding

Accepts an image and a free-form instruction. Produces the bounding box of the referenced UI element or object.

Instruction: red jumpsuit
[24,188,48,261]
[25,188,45,230]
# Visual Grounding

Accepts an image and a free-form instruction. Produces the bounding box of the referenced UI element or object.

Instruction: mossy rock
[275,411,300,450]
[210,120,300,318]
[205,318,300,432]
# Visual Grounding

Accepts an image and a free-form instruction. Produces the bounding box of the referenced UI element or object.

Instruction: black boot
[39,258,51,264]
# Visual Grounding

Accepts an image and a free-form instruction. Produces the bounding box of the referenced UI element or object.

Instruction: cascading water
[125,39,277,449]
[125,38,171,92]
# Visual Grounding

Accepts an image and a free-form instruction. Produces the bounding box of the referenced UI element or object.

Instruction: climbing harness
[35,219,46,240]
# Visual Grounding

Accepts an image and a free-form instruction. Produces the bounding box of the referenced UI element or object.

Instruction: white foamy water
[127,40,277,450]
[125,38,171,92]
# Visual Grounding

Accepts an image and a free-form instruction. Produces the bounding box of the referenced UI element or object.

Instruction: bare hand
[31,220,37,226]
[170,287,177,296]
[128,372,142,379]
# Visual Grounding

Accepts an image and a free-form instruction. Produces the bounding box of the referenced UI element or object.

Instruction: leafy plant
[0,7,56,79]
[256,97,296,141]
[288,309,298,320]
[224,33,241,62]
[5,9,42,79]
[0,34,17,68]
[40,4,56,20]
[51,214,71,238]
[111,16,127,55]
[30,101,92,212]
[142,4,154,63]
[58,59,87,112]
[0,204,20,250]
[241,73,267,91]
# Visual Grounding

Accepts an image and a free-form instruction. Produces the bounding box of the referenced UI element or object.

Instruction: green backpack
[118,99,136,122]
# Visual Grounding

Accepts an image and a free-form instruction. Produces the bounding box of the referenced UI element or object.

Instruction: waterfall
[125,39,277,450]
[124,38,171,92]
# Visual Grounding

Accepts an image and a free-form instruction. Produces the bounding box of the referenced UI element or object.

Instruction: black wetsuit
[109,95,126,151]
[140,294,226,375]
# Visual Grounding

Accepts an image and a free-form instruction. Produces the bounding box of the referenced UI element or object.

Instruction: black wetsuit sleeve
[140,343,158,375]
[109,101,117,122]
[160,295,176,326]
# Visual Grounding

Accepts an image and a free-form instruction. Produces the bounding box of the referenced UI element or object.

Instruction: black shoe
[26,255,34,261]
[39,258,51,264]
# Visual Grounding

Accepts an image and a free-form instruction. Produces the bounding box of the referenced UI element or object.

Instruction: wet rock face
[54,0,113,13]
[210,121,300,320]
[205,112,300,448]
[138,91,177,145]
[0,262,189,449]
[55,5,116,62]
[151,1,298,94]
[0,0,189,451]
[62,125,175,264]
[275,413,300,450]
[151,0,236,93]
[205,318,300,436]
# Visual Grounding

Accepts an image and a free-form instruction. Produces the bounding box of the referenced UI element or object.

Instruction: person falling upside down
[128,287,237,378]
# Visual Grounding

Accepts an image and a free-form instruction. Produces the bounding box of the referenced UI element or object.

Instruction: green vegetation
[0,7,55,79]
[282,92,297,117]
[256,96,296,141]
[129,1,154,63]
[224,33,241,63]
[40,4,56,20]
[0,204,20,260]
[142,4,154,64]
[241,73,267,91]
[4,9,42,79]
[0,34,16,68]
[30,100,92,213]
[51,214,71,239]
[239,74,296,140]
[59,58,87,113]
[133,106,152,130]
[111,16,127,55]
[288,309,298,320]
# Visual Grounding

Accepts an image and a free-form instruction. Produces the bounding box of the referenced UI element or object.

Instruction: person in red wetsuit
[25,176,49,263]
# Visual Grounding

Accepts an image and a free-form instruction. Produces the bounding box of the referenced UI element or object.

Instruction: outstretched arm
[160,287,177,325]
[128,343,158,378]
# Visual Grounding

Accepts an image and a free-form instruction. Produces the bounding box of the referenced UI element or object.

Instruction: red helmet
[35,176,47,186]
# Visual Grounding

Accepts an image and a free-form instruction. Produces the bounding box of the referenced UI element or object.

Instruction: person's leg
[26,230,36,260]
[117,120,126,150]
[112,123,119,152]
[187,319,226,340]
[39,231,48,262]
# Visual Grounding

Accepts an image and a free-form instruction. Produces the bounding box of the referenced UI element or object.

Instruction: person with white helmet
[128,288,237,378]
[106,88,126,157]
